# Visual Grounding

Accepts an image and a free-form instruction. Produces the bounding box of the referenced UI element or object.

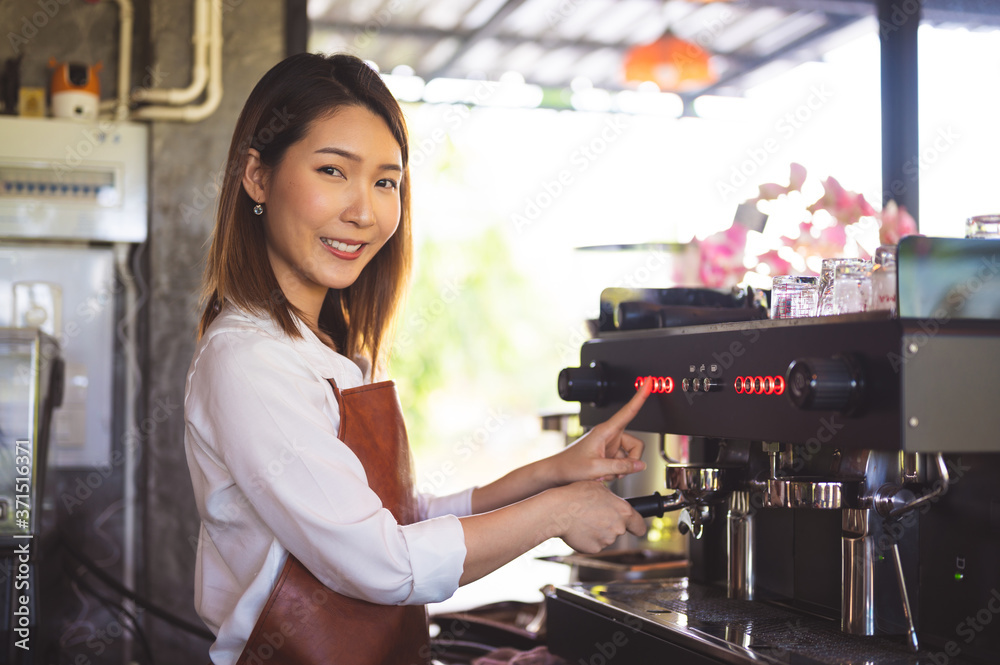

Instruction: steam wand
[875,453,950,654]
[889,539,920,653]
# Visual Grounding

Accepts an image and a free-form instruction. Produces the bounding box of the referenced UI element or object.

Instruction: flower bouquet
[695,163,918,289]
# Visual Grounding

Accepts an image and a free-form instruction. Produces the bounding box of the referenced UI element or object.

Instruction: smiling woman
[198,53,413,369]
[241,106,404,337]
[184,52,653,665]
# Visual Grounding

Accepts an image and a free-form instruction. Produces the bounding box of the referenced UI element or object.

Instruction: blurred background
[0,0,998,662]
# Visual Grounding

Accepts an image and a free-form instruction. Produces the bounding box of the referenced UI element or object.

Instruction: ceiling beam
[685,12,864,99]
[426,0,533,79]
[310,20,641,53]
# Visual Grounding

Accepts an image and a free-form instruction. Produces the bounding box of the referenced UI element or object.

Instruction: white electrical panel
[0,115,148,468]
[0,116,148,243]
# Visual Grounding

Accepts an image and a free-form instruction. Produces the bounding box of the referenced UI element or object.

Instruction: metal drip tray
[549,579,959,665]
[539,549,688,582]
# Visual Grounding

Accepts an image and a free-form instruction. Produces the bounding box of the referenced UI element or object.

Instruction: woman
[184,52,651,665]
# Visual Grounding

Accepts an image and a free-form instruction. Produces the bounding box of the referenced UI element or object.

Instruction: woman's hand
[469,378,652,514]
[459,479,647,584]
[548,481,647,553]
[546,377,653,486]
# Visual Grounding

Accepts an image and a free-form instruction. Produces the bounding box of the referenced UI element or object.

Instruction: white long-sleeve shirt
[184,304,471,664]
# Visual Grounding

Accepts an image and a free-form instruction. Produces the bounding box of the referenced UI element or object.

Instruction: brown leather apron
[235,380,431,665]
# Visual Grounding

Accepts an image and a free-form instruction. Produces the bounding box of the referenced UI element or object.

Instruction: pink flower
[721,222,749,247]
[698,224,749,288]
[788,163,807,191]
[757,250,792,276]
[818,224,847,249]
[879,199,919,245]
[857,194,876,217]
[757,182,788,200]
[808,176,876,226]
[754,163,808,201]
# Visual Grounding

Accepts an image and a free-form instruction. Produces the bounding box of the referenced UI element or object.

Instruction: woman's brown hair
[199,53,412,371]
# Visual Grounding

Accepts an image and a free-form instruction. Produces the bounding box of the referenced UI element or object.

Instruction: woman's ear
[242,148,266,204]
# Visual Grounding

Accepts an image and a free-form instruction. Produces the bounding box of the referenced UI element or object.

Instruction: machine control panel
[560,314,1000,453]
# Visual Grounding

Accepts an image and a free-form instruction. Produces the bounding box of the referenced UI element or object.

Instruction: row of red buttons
[633,375,786,395]
[634,376,674,393]
[734,375,785,395]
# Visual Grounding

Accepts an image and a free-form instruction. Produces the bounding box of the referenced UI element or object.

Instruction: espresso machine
[548,237,1000,664]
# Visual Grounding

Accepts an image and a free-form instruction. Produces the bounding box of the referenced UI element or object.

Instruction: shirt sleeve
[185,330,467,606]
[417,488,475,520]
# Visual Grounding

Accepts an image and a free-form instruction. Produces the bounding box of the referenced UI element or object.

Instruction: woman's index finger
[604,375,652,429]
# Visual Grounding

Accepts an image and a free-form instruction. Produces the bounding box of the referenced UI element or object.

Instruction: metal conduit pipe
[131,0,211,105]
[132,0,223,122]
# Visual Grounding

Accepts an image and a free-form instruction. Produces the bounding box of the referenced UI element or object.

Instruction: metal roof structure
[307,0,999,107]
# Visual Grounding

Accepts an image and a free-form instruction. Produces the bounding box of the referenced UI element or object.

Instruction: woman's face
[250,105,403,316]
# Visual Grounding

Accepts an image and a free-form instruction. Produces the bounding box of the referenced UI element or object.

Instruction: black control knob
[558,361,609,405]
[786,356,864,413]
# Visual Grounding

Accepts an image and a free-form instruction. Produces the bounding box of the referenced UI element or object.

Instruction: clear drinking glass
[870,244,897,314]
[966,215,1000,239]
[770,275,819,319]
[816,258,870,315]
[831,263,873,314]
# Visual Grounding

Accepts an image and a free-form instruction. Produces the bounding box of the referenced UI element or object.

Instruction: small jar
[770,275,819,319]
[830,263,873,315]
[816,258,870,316]
[965,215,1000,239]
[870,244,897,315]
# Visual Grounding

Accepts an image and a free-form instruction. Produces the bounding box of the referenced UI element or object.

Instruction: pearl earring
[253,202,264,215]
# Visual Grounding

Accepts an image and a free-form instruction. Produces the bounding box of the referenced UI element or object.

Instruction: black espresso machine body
[549,237,1000,665]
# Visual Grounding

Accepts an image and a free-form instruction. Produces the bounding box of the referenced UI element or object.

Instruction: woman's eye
[318,166,343,177]
[377,178,398,190]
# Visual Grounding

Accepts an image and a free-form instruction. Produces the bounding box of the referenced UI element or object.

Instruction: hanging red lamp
[623,35,717,92]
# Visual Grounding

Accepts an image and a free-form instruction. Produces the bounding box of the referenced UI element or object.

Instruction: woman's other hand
[460,480,647,584]
[546,377,653,485]
[547,480,647,553]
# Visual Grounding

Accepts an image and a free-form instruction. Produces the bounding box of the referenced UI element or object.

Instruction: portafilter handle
[627,492,687,518]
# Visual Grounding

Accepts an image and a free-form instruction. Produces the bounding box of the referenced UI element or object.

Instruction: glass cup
[966,215,1000,239]
[830,263,873,314]
[816,258,870,315]
[770,275,819,319]
[870,245,897,314]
